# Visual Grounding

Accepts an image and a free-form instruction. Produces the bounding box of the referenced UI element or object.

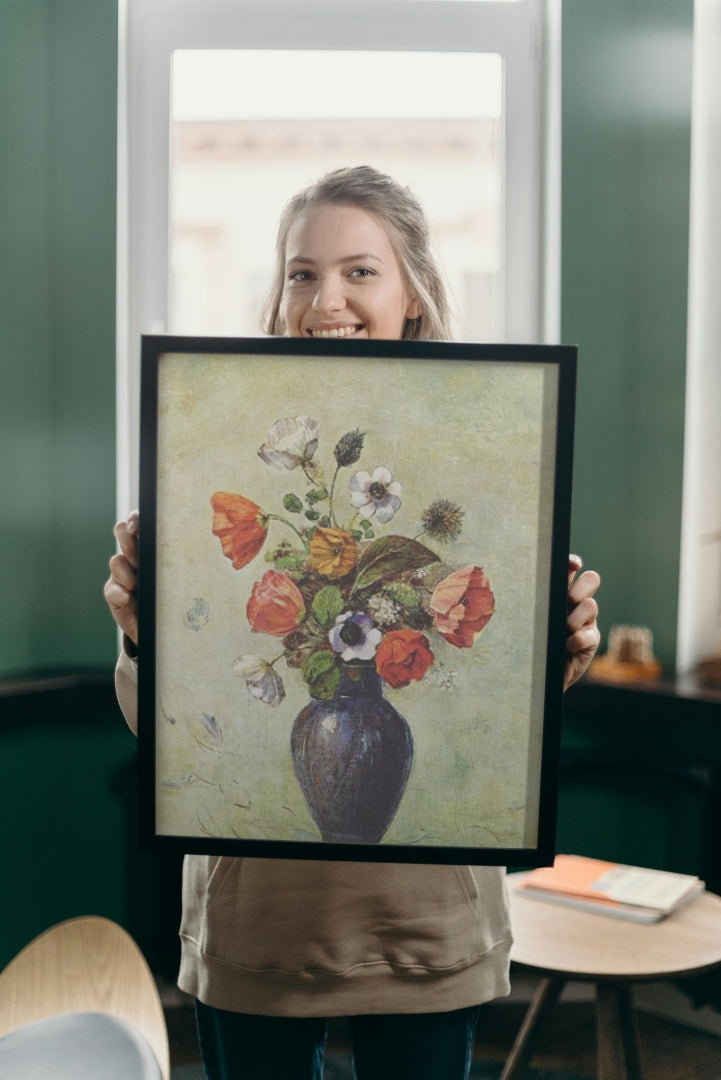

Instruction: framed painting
[137,336,576,865]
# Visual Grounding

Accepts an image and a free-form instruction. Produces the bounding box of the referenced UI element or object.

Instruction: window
[170,49,503,340]
[118,0,557,509]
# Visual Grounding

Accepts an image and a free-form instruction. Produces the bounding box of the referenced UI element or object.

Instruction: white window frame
[676,0,721,674]
[117,0,559,512]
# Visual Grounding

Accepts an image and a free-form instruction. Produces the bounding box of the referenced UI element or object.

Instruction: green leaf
[360,519,374,534]
[306,488,326,505]
[351,535,440,594]
[302,650,340,700]
[283,493,304,513]
[312,585,345,628]
[304,508,320,521]
[274,556,300,571]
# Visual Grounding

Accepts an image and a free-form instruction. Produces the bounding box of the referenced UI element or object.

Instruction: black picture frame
[138,335,576,865]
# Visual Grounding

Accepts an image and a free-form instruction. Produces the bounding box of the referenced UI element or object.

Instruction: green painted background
[0,0,702,970]
[0,0,118,676]
[563,0,693,668]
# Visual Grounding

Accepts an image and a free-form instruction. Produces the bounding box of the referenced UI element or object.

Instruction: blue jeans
[195,1000,481,1080]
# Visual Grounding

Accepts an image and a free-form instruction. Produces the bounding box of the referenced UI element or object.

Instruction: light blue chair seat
[0,1010,163,1079]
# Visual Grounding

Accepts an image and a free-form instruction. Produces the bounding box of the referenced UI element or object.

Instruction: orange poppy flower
[246,570,306,636]
[309,527,358,579]
[211,492,268,569]
[375,629,434,689]
[430,565,495,648]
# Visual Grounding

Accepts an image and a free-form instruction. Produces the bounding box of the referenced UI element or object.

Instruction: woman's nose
[312,274,345,314]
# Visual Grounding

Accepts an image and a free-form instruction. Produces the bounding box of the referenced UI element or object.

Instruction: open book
[515,854,705,923]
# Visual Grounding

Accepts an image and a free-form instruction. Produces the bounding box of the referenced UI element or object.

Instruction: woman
[106,166,601,1080]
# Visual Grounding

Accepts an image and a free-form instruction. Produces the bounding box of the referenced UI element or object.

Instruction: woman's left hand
[564,555,601,691]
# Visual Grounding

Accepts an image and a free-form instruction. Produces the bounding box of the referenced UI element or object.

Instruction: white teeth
[310,326,359,338]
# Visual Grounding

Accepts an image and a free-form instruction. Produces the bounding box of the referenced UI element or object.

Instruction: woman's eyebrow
[286,253,384,266]
[338,253,384,264]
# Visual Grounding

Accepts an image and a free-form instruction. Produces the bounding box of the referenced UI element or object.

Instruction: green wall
[562,0,693,669]
[0,0,118,676]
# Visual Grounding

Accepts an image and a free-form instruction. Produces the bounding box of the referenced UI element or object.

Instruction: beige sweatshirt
[116,650,512,1016]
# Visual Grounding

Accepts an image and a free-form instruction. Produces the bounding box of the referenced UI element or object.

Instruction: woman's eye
[349,267,375,279]
[288,269,313,283]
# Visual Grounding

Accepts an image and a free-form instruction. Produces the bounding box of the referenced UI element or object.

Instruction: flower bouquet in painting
[211,416,495,844]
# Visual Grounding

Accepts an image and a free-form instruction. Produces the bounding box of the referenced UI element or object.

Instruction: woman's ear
[406,296,423,320]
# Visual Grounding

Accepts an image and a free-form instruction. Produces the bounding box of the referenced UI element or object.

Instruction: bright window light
[172,50,502,121]
[170,50,503,341]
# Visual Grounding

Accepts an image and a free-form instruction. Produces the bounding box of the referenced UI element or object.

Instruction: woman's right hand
[104,510,139,646]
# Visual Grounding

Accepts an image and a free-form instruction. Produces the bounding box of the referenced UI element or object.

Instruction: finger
[103,580,139,642]
[566,594,599,634]
[113,519,139,568]
[103,577,132,613]
[567,553,583,588]
[568,569,601,607]
[108,552,137,593]
[566,623,601,657]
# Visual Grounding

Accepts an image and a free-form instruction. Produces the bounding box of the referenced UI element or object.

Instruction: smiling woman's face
[280,203,421,341]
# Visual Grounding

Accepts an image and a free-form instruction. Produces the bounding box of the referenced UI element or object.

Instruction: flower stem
[302,464,330,500]
[267,514,309,550]
[328,464,341,527]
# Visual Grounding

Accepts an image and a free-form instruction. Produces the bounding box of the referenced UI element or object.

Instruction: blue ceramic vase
[291,664,414,844]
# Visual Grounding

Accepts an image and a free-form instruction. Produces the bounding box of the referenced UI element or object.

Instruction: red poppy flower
[375,629,434,689]
[247,570,306,636]
[429,565,495,648]
[211,492,268,569]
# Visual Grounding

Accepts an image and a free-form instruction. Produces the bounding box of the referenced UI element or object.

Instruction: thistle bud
[420,499,465,543]
[334,428,366,467]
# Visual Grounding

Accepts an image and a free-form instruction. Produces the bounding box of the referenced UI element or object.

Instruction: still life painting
[138,337,575,864]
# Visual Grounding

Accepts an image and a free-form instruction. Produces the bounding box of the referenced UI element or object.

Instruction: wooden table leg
[499,976,565,1080]
[596,982,643,1080]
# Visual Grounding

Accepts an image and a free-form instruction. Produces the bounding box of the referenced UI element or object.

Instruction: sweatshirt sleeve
[115,643,139,736]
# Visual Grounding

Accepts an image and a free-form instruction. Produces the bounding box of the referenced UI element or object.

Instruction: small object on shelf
[696,653,721,689]
[590,623,662,682]
[514,854,704,923]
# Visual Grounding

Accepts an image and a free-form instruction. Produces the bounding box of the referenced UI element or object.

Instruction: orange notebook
[516,855,704,923]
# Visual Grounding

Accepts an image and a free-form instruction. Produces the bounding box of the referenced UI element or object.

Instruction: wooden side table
[503,873,721,1080]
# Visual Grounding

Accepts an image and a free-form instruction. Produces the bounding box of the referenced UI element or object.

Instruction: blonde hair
[262,165,454,341]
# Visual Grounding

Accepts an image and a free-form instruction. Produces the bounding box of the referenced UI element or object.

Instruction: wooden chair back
[0,915,169,1080]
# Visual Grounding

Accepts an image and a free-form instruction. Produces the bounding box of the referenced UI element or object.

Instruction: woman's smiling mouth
[307,324,364,338]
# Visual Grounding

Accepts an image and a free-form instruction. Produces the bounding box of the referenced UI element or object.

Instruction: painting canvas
[138,336,576,865]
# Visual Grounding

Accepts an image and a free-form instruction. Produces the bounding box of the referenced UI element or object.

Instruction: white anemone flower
[258,416,319,470]
[329,612,383,662]
[349,466,402,524]
[232,655,285,707]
